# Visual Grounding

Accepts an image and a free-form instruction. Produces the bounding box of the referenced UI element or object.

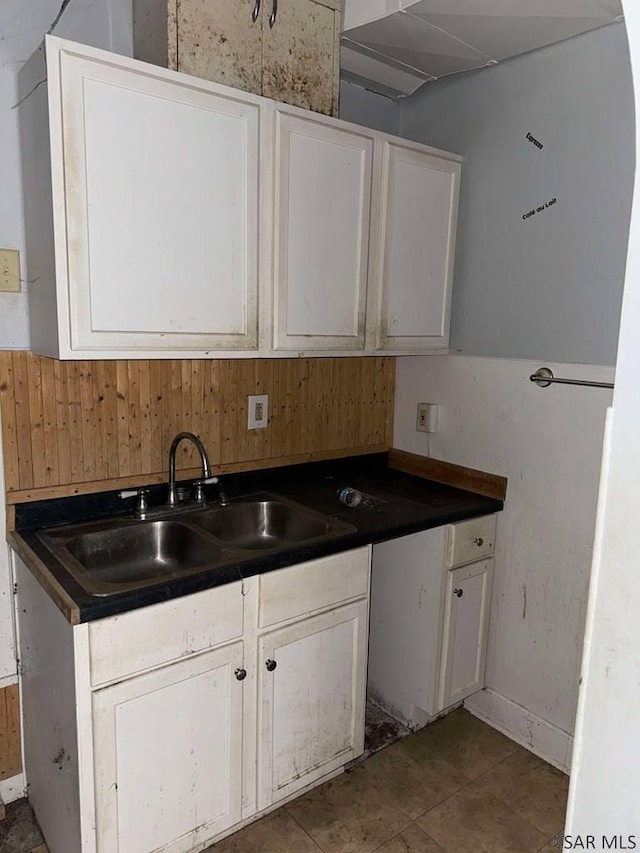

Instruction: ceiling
[341,0,625,99]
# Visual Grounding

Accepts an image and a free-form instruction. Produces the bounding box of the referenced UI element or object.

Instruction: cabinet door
[262,0,339,116]
[437,560,493,711]
[58,46,260,354]
[93,642,244,852]
[173,0,263,94]
[257,599,368,809]
[370,139,461,352]
[273,110,374,351]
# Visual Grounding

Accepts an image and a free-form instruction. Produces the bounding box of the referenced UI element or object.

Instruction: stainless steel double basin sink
[37,493,356,597]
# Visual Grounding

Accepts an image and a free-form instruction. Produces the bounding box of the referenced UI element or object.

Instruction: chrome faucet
[167,432,213,507]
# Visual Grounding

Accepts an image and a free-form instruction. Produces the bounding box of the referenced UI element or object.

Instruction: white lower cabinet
[15,546,371,853]
[437,559,493,711]
[93,643,244,852]
[257,600,368,809]
[368,515,496,728]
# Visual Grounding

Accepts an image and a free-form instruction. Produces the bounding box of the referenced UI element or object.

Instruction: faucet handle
[120,488,150,518]
[134,488,149,518]
[193,479,206,504]
[210,476,229,507]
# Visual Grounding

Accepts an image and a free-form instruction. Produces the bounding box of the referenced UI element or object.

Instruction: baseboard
[0,772,26,804]
[464,688,574,774]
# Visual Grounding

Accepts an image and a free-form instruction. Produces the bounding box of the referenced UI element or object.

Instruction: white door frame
[565,2,640,838]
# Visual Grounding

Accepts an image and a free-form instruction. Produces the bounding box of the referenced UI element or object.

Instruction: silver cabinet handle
[269,0,278,28]
[265,659,277,672]
[252,0,261,23]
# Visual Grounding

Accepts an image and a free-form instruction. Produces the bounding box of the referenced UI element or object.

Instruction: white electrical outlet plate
[248,394,269,430]
[416,402,439,433]
[0,249,21,293]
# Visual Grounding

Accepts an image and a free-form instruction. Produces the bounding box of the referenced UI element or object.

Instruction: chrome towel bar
[530,367,614,390]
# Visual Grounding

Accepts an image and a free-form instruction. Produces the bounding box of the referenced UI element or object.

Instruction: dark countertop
[10,453,503,624]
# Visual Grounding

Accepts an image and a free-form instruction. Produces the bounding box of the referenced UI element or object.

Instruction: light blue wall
[398,23,634,366]
[339,80,400,135]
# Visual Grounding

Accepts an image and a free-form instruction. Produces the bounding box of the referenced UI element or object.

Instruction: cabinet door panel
[258,600,368,808]
[60,50,260,352]
[372,140,460,352]
[437,560,493,711]
[273,111,373,351]
[93,643,243,852]
[262,0,338,116]
[174,0,263,94]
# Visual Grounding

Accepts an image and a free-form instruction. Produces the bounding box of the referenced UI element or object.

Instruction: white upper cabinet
[20,36,461,360]
[21,37,261,359]
[369,138,461,352]
[273,109,374,352]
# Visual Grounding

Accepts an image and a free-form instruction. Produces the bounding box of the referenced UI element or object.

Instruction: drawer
[446,515,496,567]
[88,581,243,687]
[259,546,371,628]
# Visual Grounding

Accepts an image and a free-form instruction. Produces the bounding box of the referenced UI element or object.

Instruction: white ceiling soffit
[341,0,624,98]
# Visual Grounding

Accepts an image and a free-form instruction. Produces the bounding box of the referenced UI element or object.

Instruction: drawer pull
[234,668,247,681]
[265,659,277,672]
[474,537,484,547]
[453,588,464,598]
[251,0,261,23]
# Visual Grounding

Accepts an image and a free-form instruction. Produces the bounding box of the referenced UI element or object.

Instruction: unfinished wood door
[172,0,263,93]
[262,0,340,116]
[257,599,368,809]
[92,642,244,852]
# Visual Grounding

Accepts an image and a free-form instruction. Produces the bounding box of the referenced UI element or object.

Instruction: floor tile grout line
[538,831,562,852]
[413,776,551,850]
[283,804,326,852]
[409,772,479,823]
[470,746,570,840]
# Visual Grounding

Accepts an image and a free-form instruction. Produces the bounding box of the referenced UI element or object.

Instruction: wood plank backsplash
[0,353,395,503]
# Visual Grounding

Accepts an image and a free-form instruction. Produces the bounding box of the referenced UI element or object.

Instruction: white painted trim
[0,773,26,804]
[464,688,573,774]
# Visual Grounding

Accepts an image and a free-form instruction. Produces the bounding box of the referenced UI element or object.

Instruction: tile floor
[0,709,569,853]
[205,709,569,853]
[0,798,46,853]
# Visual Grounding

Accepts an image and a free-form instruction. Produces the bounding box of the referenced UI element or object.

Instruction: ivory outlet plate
[0,249,21,293]
[417,403,439,433]
[248,394,269,430]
